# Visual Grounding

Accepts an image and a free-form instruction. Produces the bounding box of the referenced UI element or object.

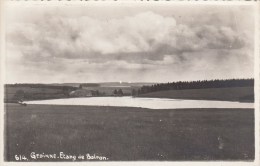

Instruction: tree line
[113,89,124,96]
[133,78,254,95]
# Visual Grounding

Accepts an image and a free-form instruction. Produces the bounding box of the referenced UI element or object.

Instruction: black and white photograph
[1,0,259,164]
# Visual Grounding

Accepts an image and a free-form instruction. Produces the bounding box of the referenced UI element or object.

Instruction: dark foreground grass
[5,104,254,161]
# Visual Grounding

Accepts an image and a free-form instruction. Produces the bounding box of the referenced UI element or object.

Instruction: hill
[139,87,254,102]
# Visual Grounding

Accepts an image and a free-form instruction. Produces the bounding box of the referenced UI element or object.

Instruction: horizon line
[4,78,254,85]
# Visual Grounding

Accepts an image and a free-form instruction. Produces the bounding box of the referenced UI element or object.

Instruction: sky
[5,3,255,83]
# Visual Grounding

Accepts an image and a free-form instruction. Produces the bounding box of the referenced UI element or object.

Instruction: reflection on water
[25,97,254,109]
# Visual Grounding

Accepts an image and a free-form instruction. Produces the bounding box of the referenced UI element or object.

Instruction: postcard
[0,1,259,166]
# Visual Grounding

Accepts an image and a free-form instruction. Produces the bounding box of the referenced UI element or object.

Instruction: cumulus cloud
[5,8,254,83]
[7,11,249,62]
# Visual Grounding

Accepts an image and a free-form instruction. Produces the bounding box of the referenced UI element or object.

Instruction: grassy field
[4,84,139,102]
[139,87,254,102]
[5,104,254,161]
[4,86,73,103]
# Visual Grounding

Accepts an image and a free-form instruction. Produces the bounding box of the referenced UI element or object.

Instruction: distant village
[69,83,125,97]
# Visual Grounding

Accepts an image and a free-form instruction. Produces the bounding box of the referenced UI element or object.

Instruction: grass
[4,85,138,102]
[4,86,70,103]
[5,104,254,161]
[139,87,254,102]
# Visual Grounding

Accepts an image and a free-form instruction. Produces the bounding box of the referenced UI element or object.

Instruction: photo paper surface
[0,1,259,166]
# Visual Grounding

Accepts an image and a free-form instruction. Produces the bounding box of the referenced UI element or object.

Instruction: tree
[91,90,100,96]
[136,78,254,95]
[131,89,137,96]
[117,89,123,96]
[113,89,118,95]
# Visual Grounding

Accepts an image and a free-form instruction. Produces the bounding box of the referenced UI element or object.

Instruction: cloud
[5,9,254,83]
[7,11,249,62]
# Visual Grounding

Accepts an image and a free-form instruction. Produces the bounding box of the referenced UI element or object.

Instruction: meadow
[139,87,254,102]
[4,80,255,161]
[5,104,254,161]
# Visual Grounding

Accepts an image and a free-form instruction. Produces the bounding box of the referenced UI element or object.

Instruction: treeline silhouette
[136,78,254,95]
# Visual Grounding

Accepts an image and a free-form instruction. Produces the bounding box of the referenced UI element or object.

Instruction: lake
[25,97,254,109]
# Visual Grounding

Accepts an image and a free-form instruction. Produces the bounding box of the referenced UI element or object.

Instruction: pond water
[25,97,254,109]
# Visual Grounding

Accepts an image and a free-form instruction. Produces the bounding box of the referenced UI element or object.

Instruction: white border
[254,2,260,166]
[1,1,259,166]
[0,0,6,165]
